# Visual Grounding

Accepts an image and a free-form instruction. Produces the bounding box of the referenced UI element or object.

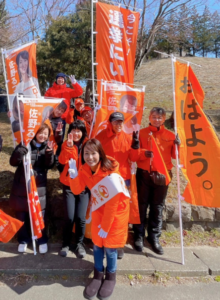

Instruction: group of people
[8,72,180,300]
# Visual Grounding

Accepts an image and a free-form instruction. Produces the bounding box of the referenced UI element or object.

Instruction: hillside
[135,57,220,128]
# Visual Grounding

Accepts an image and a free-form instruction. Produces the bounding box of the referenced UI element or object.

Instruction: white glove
[69,75,77,84]
[68,158,78,179]
[98,224,108,238]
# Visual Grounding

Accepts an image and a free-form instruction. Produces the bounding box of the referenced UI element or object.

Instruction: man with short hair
[133,107,180,255]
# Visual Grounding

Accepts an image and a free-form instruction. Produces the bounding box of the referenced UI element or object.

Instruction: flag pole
[1,48,16,148]
[171,55,185,265]
[17,94,37,255]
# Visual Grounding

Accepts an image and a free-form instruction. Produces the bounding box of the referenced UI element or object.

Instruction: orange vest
[137,124,176,172]
[69,157,129,248]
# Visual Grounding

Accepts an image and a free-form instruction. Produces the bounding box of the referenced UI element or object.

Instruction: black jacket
[9,139,54,212]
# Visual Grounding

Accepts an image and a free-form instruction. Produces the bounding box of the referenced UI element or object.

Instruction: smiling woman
[14,50,41,98]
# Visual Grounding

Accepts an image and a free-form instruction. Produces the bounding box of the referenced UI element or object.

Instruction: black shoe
[84,268,104,300]
[75,243,86,258]
[59,246,69,257]
[117,248,124,259]
[97,271,116,300]
[146,237,164,255]
[134,236,143,252]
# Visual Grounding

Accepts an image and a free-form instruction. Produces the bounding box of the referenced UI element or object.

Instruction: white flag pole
[1,48,16,148]
[171,55,185,265]
[17,94,37,255]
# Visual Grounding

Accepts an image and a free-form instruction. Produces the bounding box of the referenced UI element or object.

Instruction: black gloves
[174,133,181,146]
[145,150,153,158]
[18,144,28,155]
[131,131,140,149]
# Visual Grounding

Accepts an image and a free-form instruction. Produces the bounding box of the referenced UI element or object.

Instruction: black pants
[15,210,48,245]
[62,184,90,247]
[133,168,168,241]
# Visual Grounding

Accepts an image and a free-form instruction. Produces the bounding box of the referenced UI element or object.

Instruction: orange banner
[5,41,40,96]
[0,210,23,243]
[96,2,139,98]
[175,61,220,207]
[93,82,144,136]
[17,97,62,145]
[28,164,45,239]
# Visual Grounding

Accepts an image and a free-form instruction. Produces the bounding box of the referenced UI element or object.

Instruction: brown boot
[97,271,116,300]
[83,268,104,300]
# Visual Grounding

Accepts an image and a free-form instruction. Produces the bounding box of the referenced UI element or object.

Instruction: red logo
[98,185,109,198]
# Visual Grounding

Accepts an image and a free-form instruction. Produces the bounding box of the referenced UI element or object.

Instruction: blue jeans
[93,245,117,273]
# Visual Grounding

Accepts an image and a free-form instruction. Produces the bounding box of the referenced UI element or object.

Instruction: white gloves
[69,75,77,84]
[68,158,78,179]
[98,224,108,238]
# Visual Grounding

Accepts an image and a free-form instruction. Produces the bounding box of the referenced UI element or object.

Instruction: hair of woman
[68,120,88,142]
[35,123,51,138]
[16,51,31,82]
[81,138,116,171]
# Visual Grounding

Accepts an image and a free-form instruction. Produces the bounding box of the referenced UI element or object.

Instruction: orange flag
[175,61,220,207]
[28,164,45,239]
[96,3,139,98]
[0,210,23,243]
[151,135,171,186]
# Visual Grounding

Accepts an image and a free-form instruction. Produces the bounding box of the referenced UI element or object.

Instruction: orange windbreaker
[95,122,138,180]
[136,124,176,172]
[69,157,130,248]
[59,139,87,186]
[66,108,84,124]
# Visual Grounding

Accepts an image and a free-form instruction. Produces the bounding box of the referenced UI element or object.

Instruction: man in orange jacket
[133,107,180,255]
[96,112,139,259]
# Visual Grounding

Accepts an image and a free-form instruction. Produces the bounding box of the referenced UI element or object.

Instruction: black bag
[150,171,166,186]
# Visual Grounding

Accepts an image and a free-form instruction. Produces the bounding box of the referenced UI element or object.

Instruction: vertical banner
[14,96,62,145]
[3,41,41,144]
[96,2,140,98]
[93,82,144,136]
[175,61,220,208]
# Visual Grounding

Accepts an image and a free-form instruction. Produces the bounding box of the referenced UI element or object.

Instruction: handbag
[149,171,166,186]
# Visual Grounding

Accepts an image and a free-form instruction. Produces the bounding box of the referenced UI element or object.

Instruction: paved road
[1,280,220,300]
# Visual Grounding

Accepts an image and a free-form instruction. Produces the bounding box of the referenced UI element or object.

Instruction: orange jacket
[59,139,87,186]
[66,108,85,124]
[136,124,176,172]
[96,122,138,180]
[69,157,129,248]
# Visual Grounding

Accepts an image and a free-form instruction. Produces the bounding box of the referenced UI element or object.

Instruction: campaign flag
[150,135,171,186]
[15,96,62,145]
[0,210,23,243]
[96,2,139,99]
[175,61,220,207]
[93,82,144,136]
[26,163,45,239]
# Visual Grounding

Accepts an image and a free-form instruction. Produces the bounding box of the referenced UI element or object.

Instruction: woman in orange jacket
[69,138,130,300]
[133,107,180,255]
[95,112,139,259]
[58,120,89,258]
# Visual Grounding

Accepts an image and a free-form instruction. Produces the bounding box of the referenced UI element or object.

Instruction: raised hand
[67,133,74,147]
[56,122,63,132]
[46,141,54,151]
[68,158,78,179]
[69,75,76,84]
[131,130,139,149]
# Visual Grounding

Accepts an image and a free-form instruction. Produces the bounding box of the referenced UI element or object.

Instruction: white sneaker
[18,244,27,253]
[39,243,48,254]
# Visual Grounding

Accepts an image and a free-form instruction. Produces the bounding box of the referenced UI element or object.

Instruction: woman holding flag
[9,123,54,254]
[69,138,130,300]
[133,107,180,255]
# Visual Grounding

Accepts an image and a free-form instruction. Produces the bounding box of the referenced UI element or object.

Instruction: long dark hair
[68,120,87,144]
[16,51,31,82]
[81,139,116,171]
